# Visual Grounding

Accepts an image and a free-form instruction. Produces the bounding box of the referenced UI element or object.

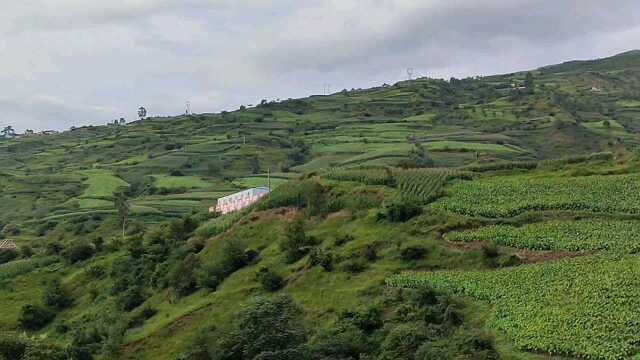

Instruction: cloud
[0,0,638,131]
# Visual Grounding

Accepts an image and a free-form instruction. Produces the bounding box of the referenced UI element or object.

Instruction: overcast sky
[1,0,639,131]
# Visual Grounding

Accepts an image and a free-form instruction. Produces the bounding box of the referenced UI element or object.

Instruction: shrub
[255,266,285,292]
[44,279,72,309]
[168,254,198,297]
[400,246,428,261]
[0,249,18,264]
[117,286,147,311]
[19,304,55,330]
[361,245,377,262]
[20,245,34,258]
[340,258,368,273]
[308,248,334,271]
[210,295,307,359]
[62,242,95,263]
[385,200,423,222]
[280,217,316,263]
[334,234,354,247]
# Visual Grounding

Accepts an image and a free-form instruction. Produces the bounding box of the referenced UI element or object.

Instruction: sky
[1,0,639,132]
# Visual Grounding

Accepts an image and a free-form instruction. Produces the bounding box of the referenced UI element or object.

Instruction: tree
[44,279,72,309]
[280,217,315,263]
[524,72,534,89]
[211,295,307,359]
[114,192,129,241]
[138,106,147,120]
[1,126,15,138]
[19,304,55,330]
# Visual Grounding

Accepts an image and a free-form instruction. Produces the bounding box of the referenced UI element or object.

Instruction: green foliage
[387,255,640,359]
[280,217,316,263]
[326,167,395,186]
[385,200,423,222]
[255,266,284,292]
[210,295,307,360]
[19,304,55,330]
[61,241,95,263]
[400,246,428,261]
[44,279,72,309]
[448,219,640,252]
[0,249,18,264]
[435,173,640,218]
[197,240,254,290]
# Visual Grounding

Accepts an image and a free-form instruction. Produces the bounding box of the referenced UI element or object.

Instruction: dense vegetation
[1,50,640,359]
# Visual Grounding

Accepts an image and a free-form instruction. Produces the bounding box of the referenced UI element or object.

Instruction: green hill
[2,51,640,360]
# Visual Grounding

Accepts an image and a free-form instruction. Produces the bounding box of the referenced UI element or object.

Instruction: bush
[44,279,72,309]
[400,246,428,261]
[334,234,354,247]
[280,217,316,263]
[361,245,377,262]
[0,249,18,264]
[210,295,307,359]
[255,266,284,292]
[340,258,368,273]
[20,245,34,258]
[116,286,147,311]
[19,304,55,330]
[308,248,334,271]
[385,200,423,222]
[168,254,198,297]
[62,242,95,263]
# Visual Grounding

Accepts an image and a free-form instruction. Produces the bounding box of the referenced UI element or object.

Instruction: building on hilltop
[210,186,270,214]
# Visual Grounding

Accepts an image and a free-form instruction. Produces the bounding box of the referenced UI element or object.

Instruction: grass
[232,176,288,189]
[79,169,129,199]
[153,175,213,189]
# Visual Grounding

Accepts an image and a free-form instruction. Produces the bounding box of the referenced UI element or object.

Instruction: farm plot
[447,219,640,253]
[79,169,129,199]
[153,175,213,189]
[394,168,473,204]
[433,173,640,218]
[387,255,640,359]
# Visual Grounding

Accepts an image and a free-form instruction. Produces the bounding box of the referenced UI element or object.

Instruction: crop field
[326,168,394,185]
[79,169,129,199]
[447,219,640,253]
[423,140,525,153]
[387,255,640,359]
[232,176,288,189]
[153,175,213,189]
[394,168,473,203]
[434,173,640,218]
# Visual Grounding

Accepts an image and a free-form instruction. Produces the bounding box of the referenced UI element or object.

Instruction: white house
[210,187,270,214]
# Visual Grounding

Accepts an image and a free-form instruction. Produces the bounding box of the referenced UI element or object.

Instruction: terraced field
[434,173,640,217]
[447,219,640,253]
[387,255,640,359]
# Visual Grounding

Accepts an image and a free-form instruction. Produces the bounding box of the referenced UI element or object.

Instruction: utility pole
[267,168,271,191]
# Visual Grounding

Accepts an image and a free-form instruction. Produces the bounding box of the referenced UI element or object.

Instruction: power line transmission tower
[406,68,414,80]
[185,101,191,115]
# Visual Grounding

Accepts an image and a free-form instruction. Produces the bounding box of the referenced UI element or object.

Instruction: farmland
[447,219,640,252]
[387,255,640,360]
[433,173,640,217]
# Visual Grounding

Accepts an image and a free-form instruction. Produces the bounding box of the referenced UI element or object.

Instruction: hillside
[1,51,640,360]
